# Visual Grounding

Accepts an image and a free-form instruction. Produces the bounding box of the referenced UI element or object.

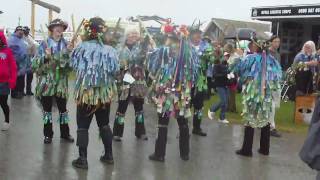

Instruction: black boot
[236,126,254,157]
[72,129,89,169]
[44,136,52,144]
[59,112,74,143]
[26,91,34,96]
[149,114,169,162]
[100,125,114,164]
[135,111,148,140]
[43,115,53,144]
[72,147,88,169]
[60,123,74,143]
[270,129,281,138]
[178,117,190,161]
[113,112,125,141]
[26,73,33,96]
[258,124,270,156]
[192,110,206,137]
[12,91,23,99]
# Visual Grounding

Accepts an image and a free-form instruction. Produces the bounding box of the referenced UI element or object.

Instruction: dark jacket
[213,62,229,87]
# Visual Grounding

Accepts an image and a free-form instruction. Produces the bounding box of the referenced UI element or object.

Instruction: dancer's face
[304,44,312,55]
[271,38,280,50]
[126,32,138,45]
[104,32,112,44]
[191,33,201,46]
[250,42,259,53]
[52,26,64,40]
[15,30,24,38]
[166,38,179,49]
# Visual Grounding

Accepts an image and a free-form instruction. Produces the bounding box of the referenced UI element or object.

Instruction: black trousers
[239,124,271,154]
[76,104,113,157]
[12,75,25,95]
[153,113,190,158]
[25,72,33,93]
[207,76,214,96]
[295,70,313,94]
[113,96,146,137]
[191,88,205,131]
[0,95,9,123]
[77,104,111,130]
[41,96,70,138]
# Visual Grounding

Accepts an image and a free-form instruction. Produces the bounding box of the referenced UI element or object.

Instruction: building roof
[204,18,271,36]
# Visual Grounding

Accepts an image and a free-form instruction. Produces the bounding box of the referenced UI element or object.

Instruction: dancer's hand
[67,43,74,51]
[45,48,51,56]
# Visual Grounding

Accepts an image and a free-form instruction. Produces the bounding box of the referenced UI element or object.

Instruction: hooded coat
[0,31,17,89]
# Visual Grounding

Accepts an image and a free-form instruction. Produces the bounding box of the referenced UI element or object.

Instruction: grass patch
[68,71,308,134]
[203,93,309,134]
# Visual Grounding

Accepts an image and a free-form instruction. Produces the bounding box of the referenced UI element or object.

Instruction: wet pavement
[0,95,317,180]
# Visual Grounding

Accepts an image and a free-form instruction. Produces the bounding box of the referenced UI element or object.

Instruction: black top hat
[23,26,30,34]
[48,19,68,31]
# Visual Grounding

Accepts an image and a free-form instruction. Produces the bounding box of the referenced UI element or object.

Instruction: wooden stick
[113,17,121,37]
[40,24,48,47]
[136,16,156,48]
[70,18,85,46]
[71,14,76,32]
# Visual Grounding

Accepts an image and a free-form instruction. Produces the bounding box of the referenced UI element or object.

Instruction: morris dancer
[113,28,151,141]
[148,24,199,162]
[236,38,282,157]
[32,19,74,144]
[71,17,119,169]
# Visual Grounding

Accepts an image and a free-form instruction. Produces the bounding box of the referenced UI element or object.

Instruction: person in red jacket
[0,31,17,131]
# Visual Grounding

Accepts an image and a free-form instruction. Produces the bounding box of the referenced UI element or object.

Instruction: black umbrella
[224,28,269,41]
[224,28,256,40]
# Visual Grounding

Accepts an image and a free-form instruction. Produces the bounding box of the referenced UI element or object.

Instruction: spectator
[7,26,28,99]
[268,35,282,138]
[294,41,318,95]
[223,43,241,113]
[0,31,17,130]
[22,26,36,96]
[208,59,230,124]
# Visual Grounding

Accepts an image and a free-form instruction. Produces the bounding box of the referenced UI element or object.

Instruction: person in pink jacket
[0,31,17,131]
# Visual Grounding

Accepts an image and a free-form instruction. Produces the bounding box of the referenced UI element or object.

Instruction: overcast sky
[1,0,320,29]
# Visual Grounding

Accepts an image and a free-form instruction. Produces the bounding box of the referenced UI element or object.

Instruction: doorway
[312,25,320,49]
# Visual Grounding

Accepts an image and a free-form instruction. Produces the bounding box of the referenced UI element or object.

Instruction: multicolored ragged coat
[147,37,199,118]
[240,52,282,128]
[116,43,148,100]
[71,40,119,105]
[193,41,214,93]
[32,37,72,99]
